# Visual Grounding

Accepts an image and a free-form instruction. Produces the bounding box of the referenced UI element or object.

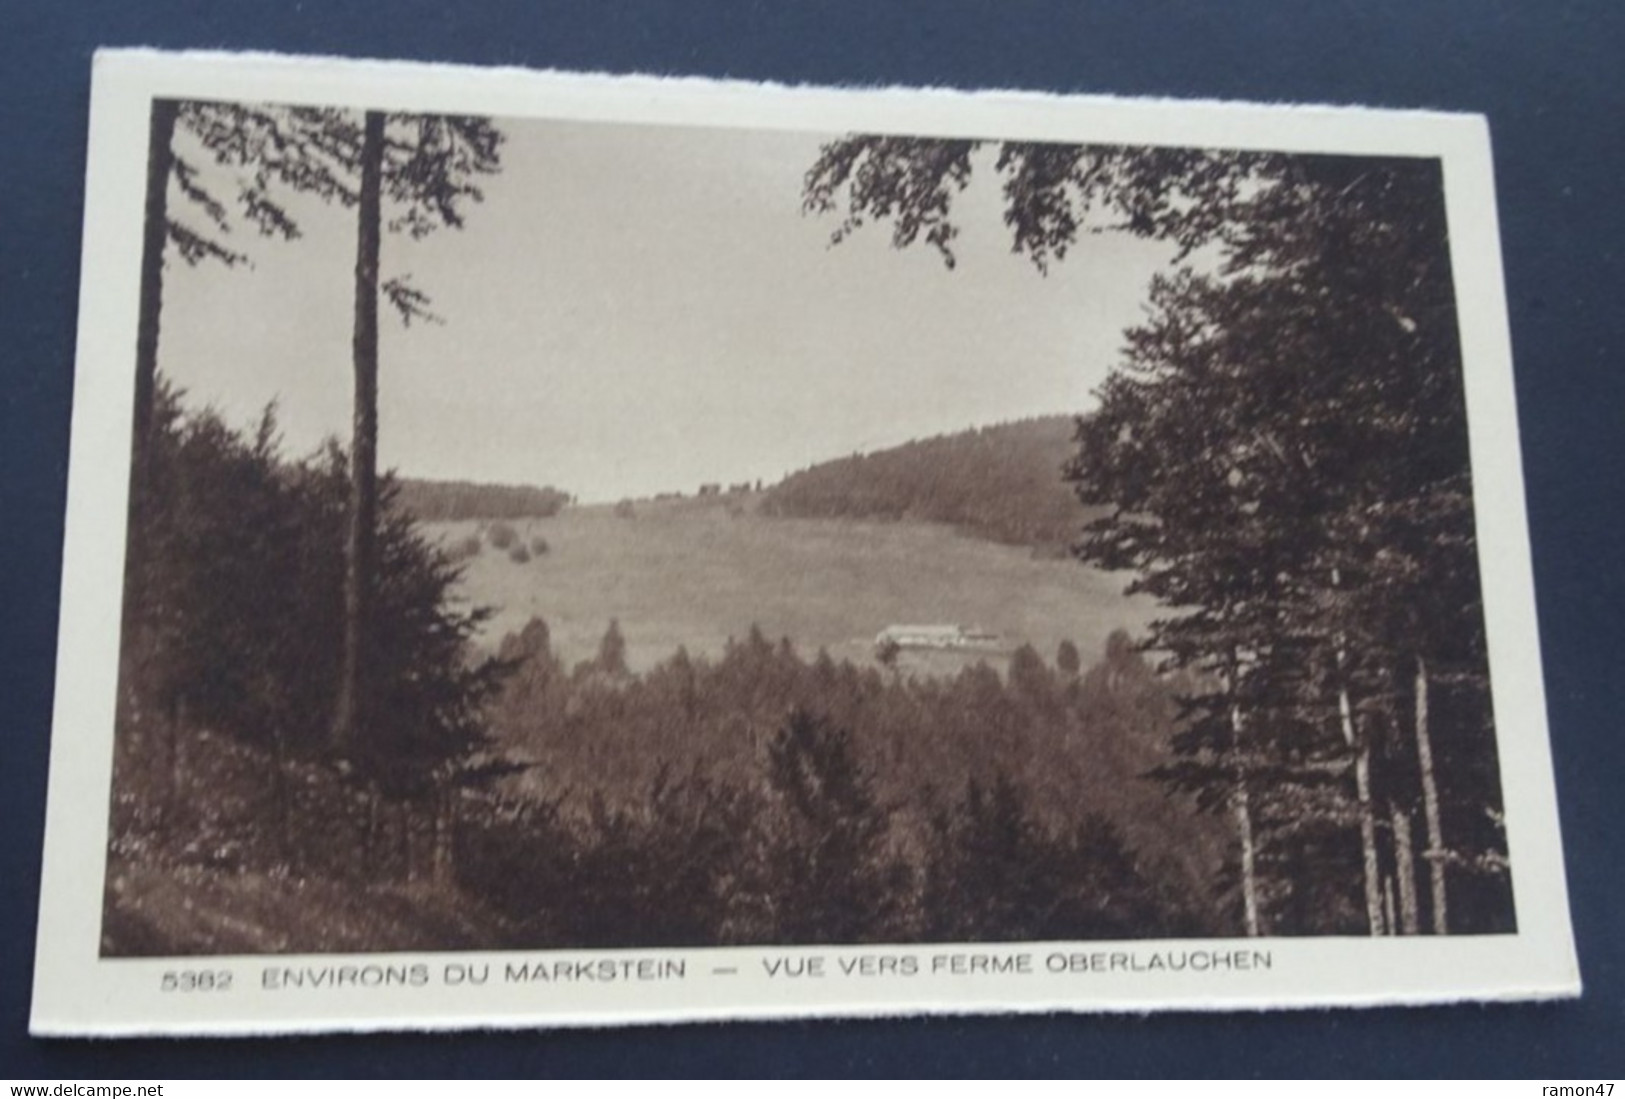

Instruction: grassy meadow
[428,493,1154,673]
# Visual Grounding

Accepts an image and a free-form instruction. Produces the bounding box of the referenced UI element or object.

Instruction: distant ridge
[396,478,572,522]
[760,416,1096,550]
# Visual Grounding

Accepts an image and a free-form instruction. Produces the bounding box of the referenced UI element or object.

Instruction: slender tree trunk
[1231,717,1261,938]
[1225,654,1261,937]
[1337,678,1387,935]
[332,110,385,756]
[1330,568,1386,936]
[1413,654,1450,934]
[132,99,178,498]
[160,693,191,836]
[1392,807,1421,934]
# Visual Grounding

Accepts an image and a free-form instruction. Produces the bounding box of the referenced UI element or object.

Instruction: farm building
[874,624,1001,651]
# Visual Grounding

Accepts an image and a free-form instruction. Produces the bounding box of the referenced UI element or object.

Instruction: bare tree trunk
[1338,678,1387,936]
[1225,653,1261,938]
[132,99,178,498]
[1413,654,1450,934]
[332,110,385,756]
[1231,733,1261,938]
[1330,568,1386,936]
[1392,807,1421,934]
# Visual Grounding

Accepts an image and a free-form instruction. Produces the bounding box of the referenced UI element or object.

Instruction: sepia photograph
[31,50,1577,1034]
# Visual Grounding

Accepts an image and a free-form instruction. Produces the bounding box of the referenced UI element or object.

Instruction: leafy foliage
[806,136,1265,272]
[486,520,519,550]
[804,136,977,266]
[165,103,503,280]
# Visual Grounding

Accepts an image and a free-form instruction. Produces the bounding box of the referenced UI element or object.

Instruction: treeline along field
[424,418,1146,672]
[395,477,572,522]
[760,416,1093,553]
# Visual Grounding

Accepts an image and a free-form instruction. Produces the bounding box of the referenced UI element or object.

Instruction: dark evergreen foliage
[922,773,1192,941]
[1066,158,1510,935]
[760,417,1095,550]
[110,381,511,882]
[806,136,1515,936]
[395,479,571,522]
[755,709,909,943]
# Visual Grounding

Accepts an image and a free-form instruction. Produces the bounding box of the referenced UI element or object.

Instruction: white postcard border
[31,48,1579,1036]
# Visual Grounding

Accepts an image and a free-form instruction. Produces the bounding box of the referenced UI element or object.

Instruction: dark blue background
[3,0,1620,1078]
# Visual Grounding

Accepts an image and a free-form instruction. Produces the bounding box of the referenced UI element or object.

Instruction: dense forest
[395,478,572,522]
[760,416,1090,551]
[112,383,507,837]
[483,615,1223,923]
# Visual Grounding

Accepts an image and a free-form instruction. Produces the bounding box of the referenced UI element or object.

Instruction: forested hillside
[396,478,572,522]
[760,416,1094,550]
[485,618,1222,922]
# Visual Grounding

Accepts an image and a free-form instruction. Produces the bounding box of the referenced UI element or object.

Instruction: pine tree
[126,100,504,764]
[757,709,905,943]
[596,618,630,678]
[331,111,505,758]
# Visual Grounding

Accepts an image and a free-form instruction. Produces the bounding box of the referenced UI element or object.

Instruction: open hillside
[427,496,1151,674]
[759,415,1095,551]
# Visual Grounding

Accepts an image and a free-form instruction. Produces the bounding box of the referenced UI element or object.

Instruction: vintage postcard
[32,48,1578,1035]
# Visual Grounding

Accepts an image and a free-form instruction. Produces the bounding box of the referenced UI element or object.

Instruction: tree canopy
[805,132,1511,935]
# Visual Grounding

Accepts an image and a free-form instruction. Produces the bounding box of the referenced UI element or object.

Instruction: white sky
[157,115,1177,502]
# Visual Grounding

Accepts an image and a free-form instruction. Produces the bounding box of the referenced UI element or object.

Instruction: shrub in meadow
[488,521,518,550]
